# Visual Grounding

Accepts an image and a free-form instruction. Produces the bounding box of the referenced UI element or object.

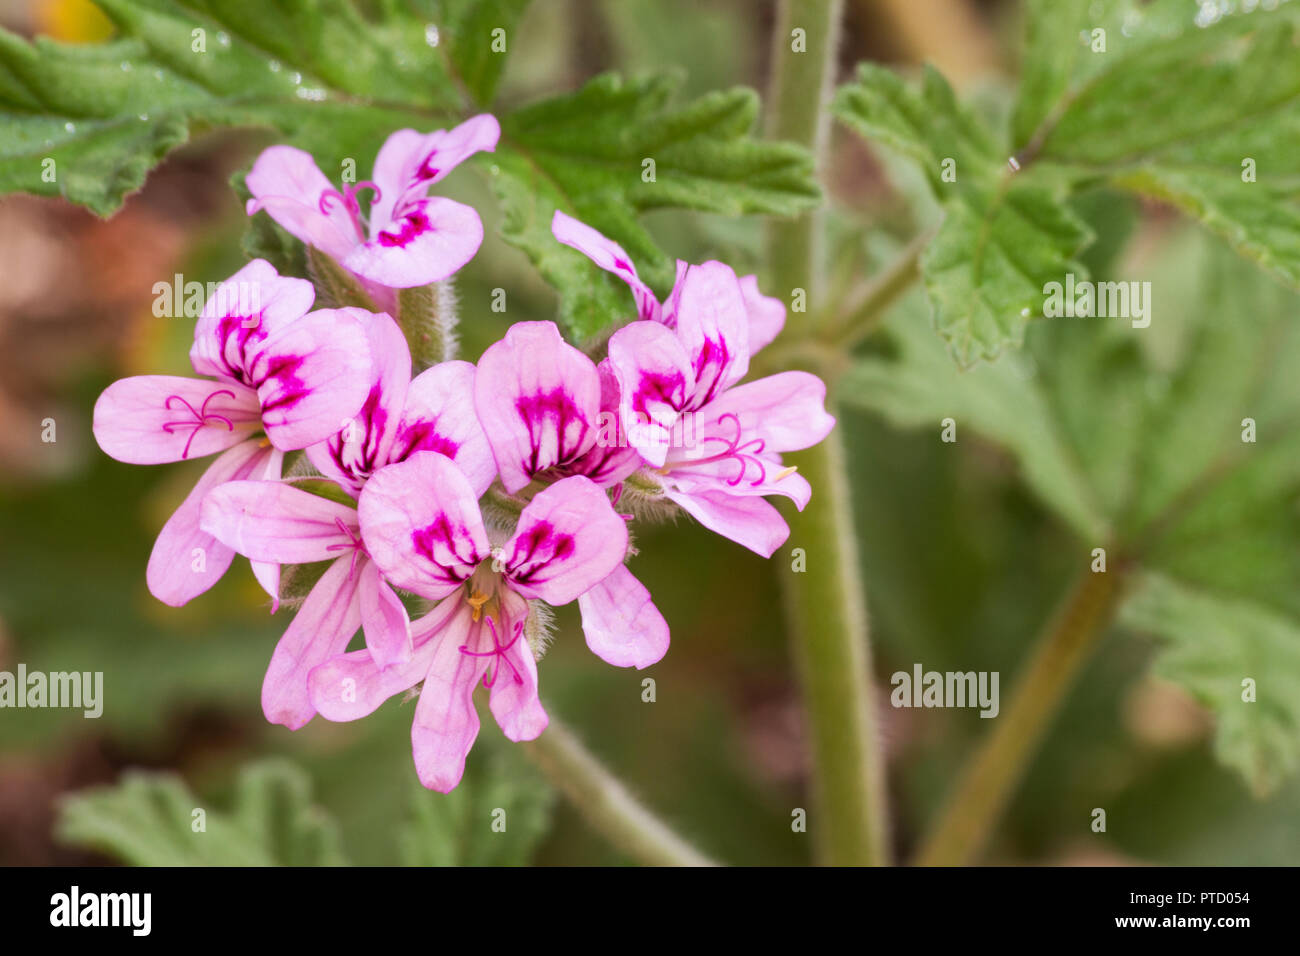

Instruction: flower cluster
[93,116,835,791]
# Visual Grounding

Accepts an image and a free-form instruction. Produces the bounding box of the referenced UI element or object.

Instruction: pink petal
[190,259,317,382]
[391,360,496,494]
[357,451,489,601]
[410,113,501,187]
[199,479,359,564]
[563,359,643,487]
[144,439,275,607]
[664,486,789,558]
[607,320,693,467]
[368,128,427,233]
[551,210,660,321]
[669,465,812,510]
[345,196,484,288]
[578,564,670,669]
[309,595,466,721]
[94,375,261,465]
[698,371,835,452]
[357,557,412,668]
[245,449,286,607]
[250,306,374,451]
[306,310,411,494]
[484,589,547,742]
[474,321,601,492]
[262,555,363,729]
[245,146,359,262]
[411,606,492,792]
[501,475,627,606]
[674,261,750,408]
[739,274,785,353]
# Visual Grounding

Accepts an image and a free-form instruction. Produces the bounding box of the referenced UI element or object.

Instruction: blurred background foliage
[0,0,1297,866]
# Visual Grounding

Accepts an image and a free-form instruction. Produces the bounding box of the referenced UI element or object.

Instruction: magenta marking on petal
[631,370,686,422]
[255,353,309,415]
[504,520,576,587]
[416,156,441,182]
[393,418,459,465]
[329,382,388,485]
[411,515,480,585]
[515,387,589,478]
[216,313,270,384]
[458,617,524,688]
[377,209,432,248]
[161,387,238,459]
[690,336,732,407]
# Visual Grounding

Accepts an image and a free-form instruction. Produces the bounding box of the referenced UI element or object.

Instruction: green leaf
[400,744,555,866]
[440,0,531,106]
[56,759,348,865]
[0,0,464,216]
[1012,0,1300,288]
[833,64,1092,364]
[844,232,1300,793]
[494,72,821,339]
[837,4,1300,363]
[1119,573,1300,796]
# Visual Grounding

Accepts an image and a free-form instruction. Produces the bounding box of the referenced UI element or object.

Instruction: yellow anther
[774,465,799,482]
[466,590,490,622]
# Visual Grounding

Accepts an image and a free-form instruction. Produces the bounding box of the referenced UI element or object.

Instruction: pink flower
[552,212,835,558]
[475,320,669,670]
[245,115,499,299]
[309,451,628,791]
[199,311,495,730]
[92,259,373,607]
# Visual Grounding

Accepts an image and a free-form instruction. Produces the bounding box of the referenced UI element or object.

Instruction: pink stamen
[324,516,367,578]
[161,389,238,459]
[675,412,769,487]
[317,181,382,237]
[459,617,525,688]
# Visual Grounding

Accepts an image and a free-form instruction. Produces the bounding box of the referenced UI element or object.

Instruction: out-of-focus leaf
[1119,573,1300,796]
[440,0,531,106]
[845,234,1300,793]
[833,64,1091,364]
[400,743,554,866]
[0,0,466,215]
[56,759,347,865]
[494,72,821,339]
[1014,0,1300,287]
[836,3,1300,364]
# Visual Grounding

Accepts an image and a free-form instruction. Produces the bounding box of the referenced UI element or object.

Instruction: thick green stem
[766,0,889,866]
[524,715,718,867]
[914,568,1124,866]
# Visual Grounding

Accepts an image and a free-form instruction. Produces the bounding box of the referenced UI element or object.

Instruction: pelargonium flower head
[246,114,499,296]
[474,320,669,670]
[309,451,628,791]
[553,213,836,558]
[551,209,785,352]
[199,311,495,729]
[93,259,372,607]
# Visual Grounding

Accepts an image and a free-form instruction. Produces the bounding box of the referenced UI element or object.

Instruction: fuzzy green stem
[765,0,889,866]
[914,567,1124,866]
[524,715,718,867]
